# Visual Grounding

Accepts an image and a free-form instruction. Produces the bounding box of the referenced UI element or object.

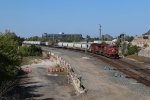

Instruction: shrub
[19,45,42,56]
[128,45,139,55]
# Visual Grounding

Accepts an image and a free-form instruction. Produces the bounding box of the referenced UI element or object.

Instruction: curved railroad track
[88,53,150,87]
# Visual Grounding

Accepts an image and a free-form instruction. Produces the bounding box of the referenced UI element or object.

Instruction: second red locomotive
[89,43,119,58]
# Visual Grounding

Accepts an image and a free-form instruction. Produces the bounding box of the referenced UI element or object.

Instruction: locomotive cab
[104,45,119,58]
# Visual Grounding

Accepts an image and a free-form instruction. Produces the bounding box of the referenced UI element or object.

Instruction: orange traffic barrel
[56,68,60,72]
[60,68,64,72]
[52,68,55,72]
[48,68,52,72]
[48,68,65,72]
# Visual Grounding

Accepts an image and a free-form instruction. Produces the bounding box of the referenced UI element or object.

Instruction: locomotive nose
[112,48,118,54]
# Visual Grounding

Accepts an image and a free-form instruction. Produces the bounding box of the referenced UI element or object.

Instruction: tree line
[0,30,42,80]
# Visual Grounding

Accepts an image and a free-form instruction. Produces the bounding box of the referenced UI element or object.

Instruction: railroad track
[88,53,150,87]
[116,59,150,76]
[43,46,150,87]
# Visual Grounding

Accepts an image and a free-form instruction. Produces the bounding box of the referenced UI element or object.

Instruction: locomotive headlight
[112,49,115,53]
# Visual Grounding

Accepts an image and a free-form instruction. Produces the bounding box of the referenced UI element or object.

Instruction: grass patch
[62,68,68,75]
[55,64,61,68]
[127,54,150,63]
[21,56,42,66]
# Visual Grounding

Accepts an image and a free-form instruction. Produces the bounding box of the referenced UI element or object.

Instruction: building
[131,30,150,47]
[42,32,83,42]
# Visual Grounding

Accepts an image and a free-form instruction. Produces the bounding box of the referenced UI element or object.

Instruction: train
[22,41,119,59]
[58,42,119,58]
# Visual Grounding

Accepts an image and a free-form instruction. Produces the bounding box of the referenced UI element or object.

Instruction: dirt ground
[126,54,150,64]
[21,56,43,66]
[19,59,76,100]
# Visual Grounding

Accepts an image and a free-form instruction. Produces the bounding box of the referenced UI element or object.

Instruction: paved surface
[42,47,150,100]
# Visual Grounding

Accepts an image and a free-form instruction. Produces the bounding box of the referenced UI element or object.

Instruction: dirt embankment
[126,54,150,64]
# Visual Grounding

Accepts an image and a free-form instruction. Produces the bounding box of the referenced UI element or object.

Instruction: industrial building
[42,32,82,41]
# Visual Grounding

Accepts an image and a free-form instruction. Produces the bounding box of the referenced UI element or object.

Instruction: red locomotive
[89,43,119,58]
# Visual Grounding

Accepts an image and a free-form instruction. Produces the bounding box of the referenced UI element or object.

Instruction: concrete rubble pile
[138,47,150,58]
[48,52,86,94]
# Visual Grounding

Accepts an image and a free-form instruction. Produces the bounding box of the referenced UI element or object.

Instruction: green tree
[115,38,121,47]
[26,36,42,41]
[125,35,134,42]
[0,31,22,79]
[28,45,42,56]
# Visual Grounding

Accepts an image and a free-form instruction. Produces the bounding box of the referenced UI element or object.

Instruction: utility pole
[85,35,88,54]
[99,24,102,41]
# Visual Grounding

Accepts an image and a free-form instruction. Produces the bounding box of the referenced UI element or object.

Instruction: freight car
[58,42,91,50]
[23,41,41,45]
[22,41,52,46]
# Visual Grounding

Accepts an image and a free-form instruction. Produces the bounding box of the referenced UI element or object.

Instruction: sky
[0,0,150,38]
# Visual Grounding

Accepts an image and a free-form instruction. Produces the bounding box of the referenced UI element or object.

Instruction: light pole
[99,24,102,41]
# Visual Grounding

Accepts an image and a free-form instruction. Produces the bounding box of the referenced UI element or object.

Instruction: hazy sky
[0,0,150,38]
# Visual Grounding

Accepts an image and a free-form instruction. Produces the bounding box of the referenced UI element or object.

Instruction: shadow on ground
[4,74,55,100]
